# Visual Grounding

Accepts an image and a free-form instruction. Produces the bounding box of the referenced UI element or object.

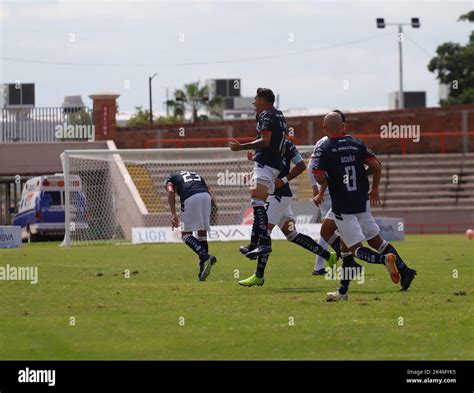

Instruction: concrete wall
[0,142,109,176]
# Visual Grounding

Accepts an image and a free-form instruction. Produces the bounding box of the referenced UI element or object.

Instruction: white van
[12,174,88,241]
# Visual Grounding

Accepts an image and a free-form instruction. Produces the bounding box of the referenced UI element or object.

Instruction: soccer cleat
[327,252,338,269]
[245,245,272,260]
[312,268,327,276]
[239,244,256,256]
[199,255,217,281]
[384,253,400,284]
[238,274,265,287]
[326,290,348,302]
[400,268,417,291]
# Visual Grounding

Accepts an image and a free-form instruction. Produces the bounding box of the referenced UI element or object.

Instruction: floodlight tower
[376,17,420,109]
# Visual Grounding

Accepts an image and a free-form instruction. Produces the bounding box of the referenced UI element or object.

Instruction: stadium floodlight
[376,17,421,109]
[148,73,158,125]
[175,90,185,101]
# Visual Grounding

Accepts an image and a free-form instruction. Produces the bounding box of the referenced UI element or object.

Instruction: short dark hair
[332,109,346,123]
[256,88,275,104]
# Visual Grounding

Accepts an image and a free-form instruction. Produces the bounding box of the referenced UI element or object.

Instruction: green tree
[125,106,183,127]
[166,81,222,122]
[126,106,151,127]
[428,11,474,106]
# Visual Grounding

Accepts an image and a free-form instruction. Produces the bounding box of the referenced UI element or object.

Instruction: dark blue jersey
[311,134,377,214]
[164,171,209,203]
[254,107,287,170]
[273,140,303,198]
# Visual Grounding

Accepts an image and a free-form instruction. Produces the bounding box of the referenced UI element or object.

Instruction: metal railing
[0,107,93,143]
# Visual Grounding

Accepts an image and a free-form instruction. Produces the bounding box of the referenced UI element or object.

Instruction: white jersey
[307,136,330,196]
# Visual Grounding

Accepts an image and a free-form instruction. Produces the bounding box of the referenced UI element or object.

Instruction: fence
[0,107,93,143]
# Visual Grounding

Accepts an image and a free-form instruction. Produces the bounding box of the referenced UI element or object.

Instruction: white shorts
[333,201,380,248]
[307,163,333,220]
[320,199,335,221]
[251,162,280,195]
[181,192,211,232]
[266,195,296,229]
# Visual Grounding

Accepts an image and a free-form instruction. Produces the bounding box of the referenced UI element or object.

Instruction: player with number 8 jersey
[312,112,416,301]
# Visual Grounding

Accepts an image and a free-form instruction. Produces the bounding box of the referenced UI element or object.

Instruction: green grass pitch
[0,235,472,360]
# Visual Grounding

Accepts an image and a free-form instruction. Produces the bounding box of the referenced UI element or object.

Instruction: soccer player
[308,134,342,275]
[229,88,286,287]
[164,170,217,281]
[307,110,354,275]
[312,112,417,301]
[238,139,337,286]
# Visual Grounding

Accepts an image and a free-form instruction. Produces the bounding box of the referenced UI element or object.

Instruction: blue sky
[0,0,472,114]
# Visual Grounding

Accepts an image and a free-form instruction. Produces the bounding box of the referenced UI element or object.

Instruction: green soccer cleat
[238,274,265,287]
[327,251,338,269]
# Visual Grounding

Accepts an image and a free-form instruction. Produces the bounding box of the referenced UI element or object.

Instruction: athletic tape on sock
[251,198,265,207]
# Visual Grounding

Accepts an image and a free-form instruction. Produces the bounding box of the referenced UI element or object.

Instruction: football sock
[289,232,331,261]
[328,233,341,258]
[183,234,208,261]
[313,236,328,271]
[255,253,270,278]
[198,236,208,253]
[355,247,385,264]
[249,220,259,247]
[378,241,408,271]
[338,252,355,295]
[252,201,270,247]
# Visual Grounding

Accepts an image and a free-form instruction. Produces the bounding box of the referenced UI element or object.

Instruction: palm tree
[166,82,222,122]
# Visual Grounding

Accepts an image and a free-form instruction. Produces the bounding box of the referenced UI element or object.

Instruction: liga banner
[132,224,322,244]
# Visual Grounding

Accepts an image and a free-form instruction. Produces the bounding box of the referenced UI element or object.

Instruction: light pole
[148,73,157,125]
[377,17,420,109]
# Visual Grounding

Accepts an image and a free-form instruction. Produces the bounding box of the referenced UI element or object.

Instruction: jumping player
[229,88,287,286]
[238,139,337,286]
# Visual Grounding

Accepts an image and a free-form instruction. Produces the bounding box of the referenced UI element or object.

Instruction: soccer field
[0,235,472,360]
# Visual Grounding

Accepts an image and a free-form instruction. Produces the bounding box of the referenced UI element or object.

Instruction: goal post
[60,147,316,246]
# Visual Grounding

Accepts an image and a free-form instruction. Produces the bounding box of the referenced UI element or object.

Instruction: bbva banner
[0,226,22,248]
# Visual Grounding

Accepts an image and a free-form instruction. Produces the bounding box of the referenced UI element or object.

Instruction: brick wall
[115,104,474,154]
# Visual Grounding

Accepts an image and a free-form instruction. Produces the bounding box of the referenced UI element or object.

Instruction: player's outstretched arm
[275,161,306,189]
[229,133,270,151]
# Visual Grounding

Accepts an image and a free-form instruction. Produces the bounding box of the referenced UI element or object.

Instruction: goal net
[61,147,316,246]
